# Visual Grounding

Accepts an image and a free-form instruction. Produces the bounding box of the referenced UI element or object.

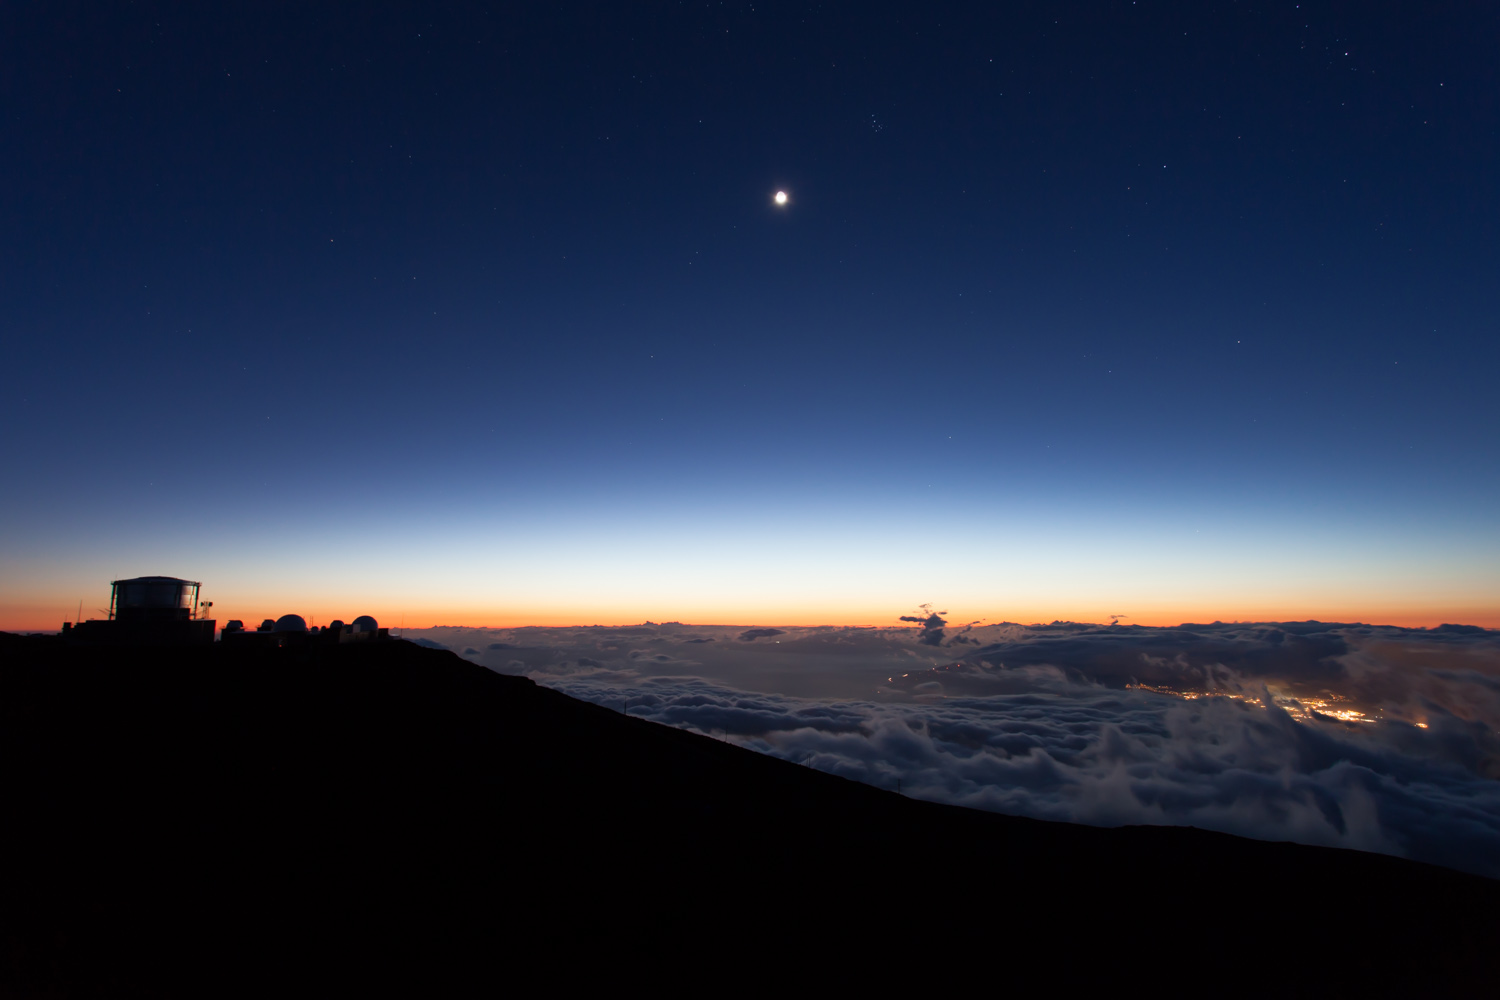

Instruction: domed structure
[222,610,388,646]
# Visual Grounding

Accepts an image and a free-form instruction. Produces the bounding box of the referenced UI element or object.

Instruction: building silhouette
[62,576,215,645]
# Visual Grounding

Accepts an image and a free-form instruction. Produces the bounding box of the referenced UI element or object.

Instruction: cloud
[737,628,786,641]
[398,617,1500,876]
[898,605,947,646]
[549,668,1500,878]
[969,621,1352,689]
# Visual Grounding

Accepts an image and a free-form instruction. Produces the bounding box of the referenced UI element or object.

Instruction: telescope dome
[273,614,308,633]
[352,615,378,633]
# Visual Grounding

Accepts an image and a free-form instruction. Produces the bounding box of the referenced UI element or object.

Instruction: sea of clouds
[403,614,1500,878]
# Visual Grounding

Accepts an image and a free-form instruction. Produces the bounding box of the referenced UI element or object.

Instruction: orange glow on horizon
[4,599,1497,633]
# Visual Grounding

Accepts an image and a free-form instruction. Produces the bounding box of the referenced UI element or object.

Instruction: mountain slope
[1,634,1495,995]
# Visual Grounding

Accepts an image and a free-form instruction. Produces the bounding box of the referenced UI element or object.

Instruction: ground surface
[1,633,1496,996]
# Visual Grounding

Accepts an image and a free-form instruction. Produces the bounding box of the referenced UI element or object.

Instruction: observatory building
[62,576,216,645]
[221,613,389,646]
[60,575,391,647]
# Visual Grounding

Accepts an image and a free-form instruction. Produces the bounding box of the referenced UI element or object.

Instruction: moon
[773,190,788,206]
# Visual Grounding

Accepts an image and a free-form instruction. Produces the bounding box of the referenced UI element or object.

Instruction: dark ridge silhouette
[1,632,1495,995]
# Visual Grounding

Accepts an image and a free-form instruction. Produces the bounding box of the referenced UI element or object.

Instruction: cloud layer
[401,619,1500,877]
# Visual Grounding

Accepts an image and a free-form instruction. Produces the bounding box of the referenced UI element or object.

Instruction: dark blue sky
[4,2,1497,627]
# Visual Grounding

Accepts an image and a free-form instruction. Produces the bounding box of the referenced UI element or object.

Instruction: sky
[4,1,1498,631]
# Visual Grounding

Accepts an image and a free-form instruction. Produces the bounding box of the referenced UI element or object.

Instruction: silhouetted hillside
[1,633,1495,996]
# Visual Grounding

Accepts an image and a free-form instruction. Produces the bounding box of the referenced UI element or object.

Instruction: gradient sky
[4,1,1497,630]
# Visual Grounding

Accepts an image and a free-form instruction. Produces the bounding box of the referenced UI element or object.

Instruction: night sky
[4,1,1497,629]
